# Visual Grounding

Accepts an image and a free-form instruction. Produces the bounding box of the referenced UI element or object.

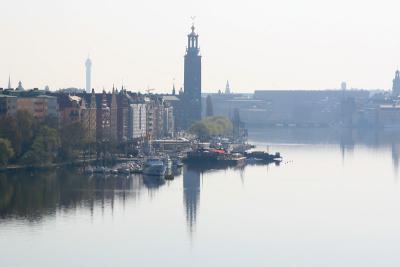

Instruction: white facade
[163,106,174,137]
[129,103,147,139]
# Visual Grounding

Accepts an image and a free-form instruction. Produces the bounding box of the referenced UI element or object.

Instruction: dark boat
[244,151,282,163]
[183,149,245,167]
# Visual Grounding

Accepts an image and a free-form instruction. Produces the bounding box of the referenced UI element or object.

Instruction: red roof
[209,149,226,154]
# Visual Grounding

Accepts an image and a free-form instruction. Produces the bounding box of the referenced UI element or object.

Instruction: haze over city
[2,0,400,92]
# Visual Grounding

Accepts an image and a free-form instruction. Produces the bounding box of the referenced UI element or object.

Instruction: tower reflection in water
[182,165,200,234]
[392,142,400,177]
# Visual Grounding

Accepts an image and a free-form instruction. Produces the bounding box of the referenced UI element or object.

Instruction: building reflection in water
[182,165,201,235]
[340,129,355,162]
[142,175,166,199]
[4,128,400,228]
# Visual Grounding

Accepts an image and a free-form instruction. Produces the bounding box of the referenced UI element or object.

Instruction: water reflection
[3,129,400,266]
[392,143,400,177]
[3,128,400,232]
[250,127,400,177]
[0,169,146,222]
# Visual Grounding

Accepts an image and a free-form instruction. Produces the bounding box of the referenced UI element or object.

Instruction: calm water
[2,128,400,267]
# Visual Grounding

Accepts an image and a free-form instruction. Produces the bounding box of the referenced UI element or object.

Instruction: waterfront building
[146,96,172,139]
[96,91,111,141]
[0,95,17,116]
[82,90,97,142]
[377,104,400,128]
[58,94,86,124]
[162,95,181,131]
[117,89,132,142]
[110,88,118,141]
[163,105,174,137]
[183,24,202,129]
[253,90,370,127]
[85,57,92,93]
[17,94,58,120]
[58,88,85,94]
[162,95,180,132]
[392,70,400,98]
[145,98,158,139]
[1,85,175,141]
[129,102,147,139]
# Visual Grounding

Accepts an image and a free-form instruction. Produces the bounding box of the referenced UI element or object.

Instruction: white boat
[117,164,131,174]
[245,157,264,164]
[142,158,166,176]
[93,166,105,174]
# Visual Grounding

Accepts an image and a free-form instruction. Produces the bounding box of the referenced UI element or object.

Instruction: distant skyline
[1,0,400,93]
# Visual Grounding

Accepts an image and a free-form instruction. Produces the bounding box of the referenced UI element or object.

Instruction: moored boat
[142,158,166,177]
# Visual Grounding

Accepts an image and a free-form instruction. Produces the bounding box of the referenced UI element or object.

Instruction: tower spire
[172,78,176,95]
[187,19,199,53]
[225,80,231,94]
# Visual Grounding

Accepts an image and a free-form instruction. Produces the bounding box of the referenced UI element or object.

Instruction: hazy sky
[1,0,400,93]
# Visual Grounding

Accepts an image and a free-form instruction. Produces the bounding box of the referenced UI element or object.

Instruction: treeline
[0,111,86,167]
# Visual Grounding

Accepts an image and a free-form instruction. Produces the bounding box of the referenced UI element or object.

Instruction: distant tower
[7,75,11,89]
[172,83,176,95]
[85,57,92,93]
[225,80,231,94]
[183,22,202,128]
[341,81,347,91]
[393,70,400,98]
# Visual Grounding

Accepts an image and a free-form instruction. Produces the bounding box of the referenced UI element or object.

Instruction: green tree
[59,122,87,161]
[189,122,211,140]
[16,110,37,155]
[189,116,233,140]
[20,126,60,166]
[0,116,21,156]
[0,138,15,166]
[43,115,59,129]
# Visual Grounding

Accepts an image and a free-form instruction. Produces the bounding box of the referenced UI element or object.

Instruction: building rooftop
[162,95,180,101]
[0,94,17,98]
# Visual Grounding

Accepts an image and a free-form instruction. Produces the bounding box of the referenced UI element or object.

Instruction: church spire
[225,80,231,94]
